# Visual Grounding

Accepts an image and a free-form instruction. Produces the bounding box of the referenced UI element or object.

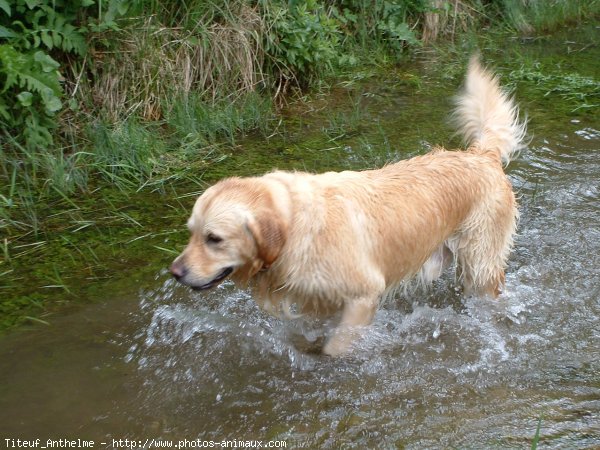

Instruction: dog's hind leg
[457,189,518,298]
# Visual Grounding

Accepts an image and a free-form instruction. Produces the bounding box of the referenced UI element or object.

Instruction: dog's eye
[206,233,223,245]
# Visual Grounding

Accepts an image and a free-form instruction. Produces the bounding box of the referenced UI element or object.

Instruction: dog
[170,56,526,356]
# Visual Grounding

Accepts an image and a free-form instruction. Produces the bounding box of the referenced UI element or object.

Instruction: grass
[0,89,272,235]
[322,96,364,141]
[81,1,267,122]
[508,65,600,113]
[167,91,273,146]
[3,0,599,214]
[531,415,543,449]
[501,0,600,33]
[87,120,167,190]
[0,0,274,231]
[0,183,195,330]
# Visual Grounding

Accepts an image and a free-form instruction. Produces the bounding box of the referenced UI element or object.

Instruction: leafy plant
[263,0,341,87]
[331,0,424,53]
[0,44,62,147]
[0,0,130,149]
[376,0,422,50]
[4,0,88,54]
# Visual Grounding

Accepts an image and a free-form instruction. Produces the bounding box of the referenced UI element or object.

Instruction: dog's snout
[170,260,187,281]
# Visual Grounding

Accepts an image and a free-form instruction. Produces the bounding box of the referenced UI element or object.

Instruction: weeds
[322,96,364,140]
[508,64,600,113]
[86,2,266,122]
[500,0,600,33]
[3,0,598,221]
[87,120,165,189]
[167,91,273,146]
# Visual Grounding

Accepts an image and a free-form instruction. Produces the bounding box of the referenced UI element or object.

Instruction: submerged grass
[508,65,600,113]
[167,91,273,146]
[322,96,364,141]
[0,185,195,329]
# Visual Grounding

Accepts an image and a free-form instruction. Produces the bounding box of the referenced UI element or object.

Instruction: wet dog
[170,56,526,356]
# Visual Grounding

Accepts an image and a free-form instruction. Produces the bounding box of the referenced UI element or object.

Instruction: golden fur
[170,57,526,356]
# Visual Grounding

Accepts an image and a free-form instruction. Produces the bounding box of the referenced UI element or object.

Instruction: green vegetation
[2,0,599,198]
[531,415,543,449]
[508,64,600,113]
[1,0,600,329]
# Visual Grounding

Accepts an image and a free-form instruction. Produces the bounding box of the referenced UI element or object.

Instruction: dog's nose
[170,261,187,280]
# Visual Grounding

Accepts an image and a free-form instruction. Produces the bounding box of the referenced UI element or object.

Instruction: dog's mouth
[191,267,234,291]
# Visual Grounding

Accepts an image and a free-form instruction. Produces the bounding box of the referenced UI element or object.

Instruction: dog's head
[170,177,286,290]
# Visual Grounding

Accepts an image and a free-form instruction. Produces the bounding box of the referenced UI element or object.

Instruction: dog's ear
[246,210,286,267]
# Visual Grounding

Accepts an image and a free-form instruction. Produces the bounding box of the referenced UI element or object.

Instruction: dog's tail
[454,55,526,165]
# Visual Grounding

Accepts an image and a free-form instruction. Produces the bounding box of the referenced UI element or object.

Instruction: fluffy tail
[454,56,527,165]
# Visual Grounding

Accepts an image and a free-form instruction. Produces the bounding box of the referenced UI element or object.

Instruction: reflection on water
[1,29,599,449]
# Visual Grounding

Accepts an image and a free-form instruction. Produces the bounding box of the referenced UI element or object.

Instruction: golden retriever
[170,56,526,356]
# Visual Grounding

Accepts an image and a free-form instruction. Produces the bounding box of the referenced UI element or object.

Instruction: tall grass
[1,1,273,234]
[3,0,598,206]
[84,1,266,122]
[498,0,600,33]
[88,120,165,189]
[167,91,273,146]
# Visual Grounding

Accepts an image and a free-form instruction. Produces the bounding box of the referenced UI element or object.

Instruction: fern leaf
[0,26,17,39]
[0,0,10,16]
[0,46,62,114]
[60,23,86,55]
[0,100,10,121]
[41,30,53,49]
[0,44,23,91]
[52,31,62,48]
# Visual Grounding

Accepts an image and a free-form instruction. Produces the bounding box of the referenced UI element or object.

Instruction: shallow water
[1,26,599,448]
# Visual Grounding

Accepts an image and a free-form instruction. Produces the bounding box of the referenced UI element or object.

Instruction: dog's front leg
[322,296,378,356]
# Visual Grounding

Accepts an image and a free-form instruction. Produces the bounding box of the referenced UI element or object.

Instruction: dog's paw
[322,329,358,357]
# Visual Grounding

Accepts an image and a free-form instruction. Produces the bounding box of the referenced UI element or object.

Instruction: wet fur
[171,57,526,356]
